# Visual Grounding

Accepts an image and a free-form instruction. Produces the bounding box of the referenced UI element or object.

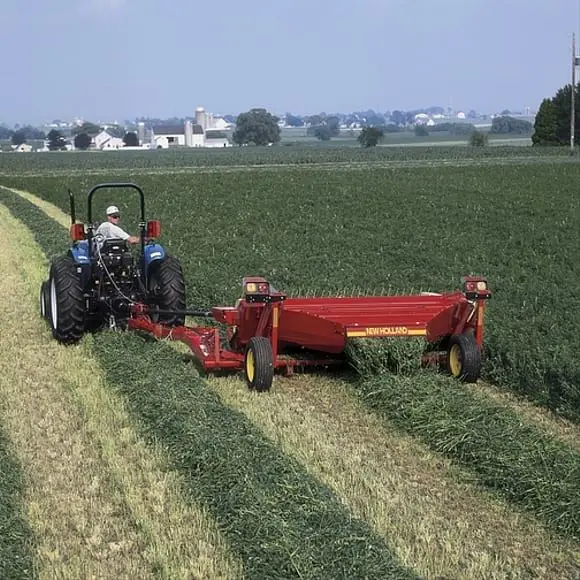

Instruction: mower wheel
[148,256,186,326]
[40,280,51,322]
[447,332,481,383]
[49,255,86,344]
[244,337,274,392]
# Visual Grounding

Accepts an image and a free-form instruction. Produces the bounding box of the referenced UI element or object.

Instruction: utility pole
[572,33,576,152]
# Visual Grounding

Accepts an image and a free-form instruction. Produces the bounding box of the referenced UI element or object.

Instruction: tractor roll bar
[87,182,146,223]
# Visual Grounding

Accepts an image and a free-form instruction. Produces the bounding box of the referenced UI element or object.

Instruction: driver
[95,205,140,244]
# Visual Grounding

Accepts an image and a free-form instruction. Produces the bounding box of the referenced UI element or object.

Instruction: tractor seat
[99,238,129,254]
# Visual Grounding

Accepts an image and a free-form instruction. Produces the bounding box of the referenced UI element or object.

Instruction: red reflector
[70,223,85,241]
[147,220,161,239]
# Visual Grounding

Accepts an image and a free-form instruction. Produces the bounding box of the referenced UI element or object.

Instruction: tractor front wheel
[49,255,86,344]
[244,337,274,392]
[447,332,481,383]
[40,280,51,323]
[147,256,186,326]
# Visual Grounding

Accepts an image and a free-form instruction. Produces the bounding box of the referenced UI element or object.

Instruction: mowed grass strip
[0,427,35,579]
[208,373,580,580]
[347,362,580,541]
[0,191,415,578]
[0,202,243,578]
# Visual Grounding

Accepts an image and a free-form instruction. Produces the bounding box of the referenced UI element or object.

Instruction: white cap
[106,205,120,216]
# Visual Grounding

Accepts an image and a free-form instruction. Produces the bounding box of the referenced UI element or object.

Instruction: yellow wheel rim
[246,349,255,383]
[449,344,462,377]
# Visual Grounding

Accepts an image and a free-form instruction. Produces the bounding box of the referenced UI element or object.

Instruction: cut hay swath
[345,336,428,377]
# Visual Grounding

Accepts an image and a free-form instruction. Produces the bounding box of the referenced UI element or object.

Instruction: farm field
[0,146,579,579]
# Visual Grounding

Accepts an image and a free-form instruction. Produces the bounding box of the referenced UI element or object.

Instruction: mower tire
[148,256,186,326]
[244,336,274,392]
[40,280,51,323]
[49,255,86,344]
[447,332,481,383]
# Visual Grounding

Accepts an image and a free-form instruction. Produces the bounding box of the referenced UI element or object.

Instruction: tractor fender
[143,243,166,276]
[69,241,90,266]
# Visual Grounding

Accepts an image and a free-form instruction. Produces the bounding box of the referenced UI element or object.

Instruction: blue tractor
[40,182,186,344]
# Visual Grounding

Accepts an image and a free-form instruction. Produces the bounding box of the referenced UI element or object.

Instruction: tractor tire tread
[50,255,85,344]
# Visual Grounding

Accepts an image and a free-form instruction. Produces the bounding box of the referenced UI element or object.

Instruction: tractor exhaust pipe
[68,189,76,224]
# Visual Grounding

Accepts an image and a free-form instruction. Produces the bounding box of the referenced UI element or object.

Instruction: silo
[195,106,206,131]
[138,122,145,145]
[185,119,193,147]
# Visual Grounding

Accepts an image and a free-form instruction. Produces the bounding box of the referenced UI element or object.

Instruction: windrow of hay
[0,201,242,579]
[0,426,34,579]
[353,371,580,540]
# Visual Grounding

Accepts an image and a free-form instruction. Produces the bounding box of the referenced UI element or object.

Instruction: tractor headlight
[476,280,487,291]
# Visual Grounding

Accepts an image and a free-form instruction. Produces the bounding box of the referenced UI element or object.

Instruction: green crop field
[0,146,579,579]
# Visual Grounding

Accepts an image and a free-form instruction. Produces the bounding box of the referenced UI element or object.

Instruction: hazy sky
[1,0,578,124]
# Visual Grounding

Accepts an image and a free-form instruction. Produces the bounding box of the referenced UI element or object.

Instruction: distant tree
[313,125,332,140]
[470,130,488,147]
[11,130,27,146]
[123,131,139,147]
[414,125,429,137]
[74,132,92,150]
[500,109,511,115]
[233,108,281,146]
[0,126,14,140]
[358,126,384,148]
[72,122,101,137]
[284,113,303,127]
[532,98,560,146]
[390,110,406,126]
[490,116,533,135]
[467,109,478,119]
[532,84,580,146]
[47,129,67,151]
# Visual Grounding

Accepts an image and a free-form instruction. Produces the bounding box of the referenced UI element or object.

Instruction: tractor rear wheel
[49,255,86,344]
[40,280,51,322]
[447,332,481,383]
[148,256,186,326]
[244,337,274,392]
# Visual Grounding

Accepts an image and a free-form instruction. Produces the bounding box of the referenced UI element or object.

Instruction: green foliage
[232,108,281,146]
[46,129,66,151]
[123,131,139,147]
[357,126,384,147]
[532,83,580,146]
[533,97,566,145]
[72,122,101,137]
[11,130,26,146]
[312,125,332,140]
[469,130,488,147]
[490,116,533,135]
[414,125,429,137]
[429,122,476,135]
[73,132,92,150]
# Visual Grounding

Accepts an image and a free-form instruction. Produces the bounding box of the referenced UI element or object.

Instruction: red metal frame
[127,276,491,376]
